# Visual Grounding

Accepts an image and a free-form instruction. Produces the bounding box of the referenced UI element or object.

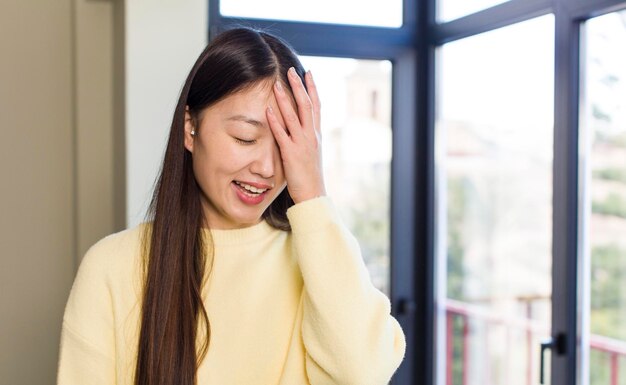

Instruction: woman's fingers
[286,68,314,132]
[304,70,321,135]
[272,67,320,144]
[273,80,303,141]
[266,105,290,149]
[268,67,326,204]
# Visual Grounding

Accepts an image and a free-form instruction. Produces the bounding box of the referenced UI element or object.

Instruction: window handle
[540,338,553,384]
[539,333,566,384]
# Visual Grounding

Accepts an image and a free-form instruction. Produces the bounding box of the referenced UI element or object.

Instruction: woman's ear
[184,106,195,153]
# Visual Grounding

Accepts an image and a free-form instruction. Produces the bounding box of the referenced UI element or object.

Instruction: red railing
[589,334,626,385]
[445,298,626,385]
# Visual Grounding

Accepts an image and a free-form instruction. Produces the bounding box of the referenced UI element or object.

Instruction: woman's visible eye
[234,137,257,145]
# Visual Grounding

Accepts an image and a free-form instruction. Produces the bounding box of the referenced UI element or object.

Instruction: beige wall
[0,0,122,383]
[0,0,207,382]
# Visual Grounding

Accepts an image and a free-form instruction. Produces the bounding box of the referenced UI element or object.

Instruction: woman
[57,27,406,385]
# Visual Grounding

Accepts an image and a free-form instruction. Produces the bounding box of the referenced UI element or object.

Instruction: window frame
[207,0,626,384]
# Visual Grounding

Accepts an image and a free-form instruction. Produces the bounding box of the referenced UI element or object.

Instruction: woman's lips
[231,181,268,205]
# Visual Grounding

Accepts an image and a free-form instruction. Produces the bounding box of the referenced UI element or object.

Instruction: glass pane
[436,15,554,385]
[220,0,402,28]
[438,0,510,23]
[583,10,626,385]
[300,56,393,295]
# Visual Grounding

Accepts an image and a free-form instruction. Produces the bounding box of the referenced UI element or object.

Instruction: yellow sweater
[57,196,406,384]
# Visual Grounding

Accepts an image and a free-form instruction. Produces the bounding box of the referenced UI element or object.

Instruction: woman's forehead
[216,81,276,111]
[218,79,296,111]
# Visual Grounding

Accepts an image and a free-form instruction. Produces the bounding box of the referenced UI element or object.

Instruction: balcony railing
[445,298,626,385]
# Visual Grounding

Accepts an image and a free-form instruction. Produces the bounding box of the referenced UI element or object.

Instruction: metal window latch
[540,333,567,384]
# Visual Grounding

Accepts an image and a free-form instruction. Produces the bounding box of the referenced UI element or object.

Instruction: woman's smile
[232,180,272,205]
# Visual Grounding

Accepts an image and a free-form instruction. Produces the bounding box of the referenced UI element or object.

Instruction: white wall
[125,0,208,227]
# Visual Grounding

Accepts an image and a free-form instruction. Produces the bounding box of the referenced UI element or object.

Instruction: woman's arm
[287,197,406,385]
[57,239,116,384]
[269,67,405,384]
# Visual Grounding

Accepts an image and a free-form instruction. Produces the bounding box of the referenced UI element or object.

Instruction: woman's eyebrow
[226,114,265,128]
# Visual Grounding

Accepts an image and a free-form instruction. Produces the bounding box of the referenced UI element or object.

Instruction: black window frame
[207,0,626,384]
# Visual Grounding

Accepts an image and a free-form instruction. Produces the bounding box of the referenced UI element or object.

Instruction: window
[438,0,510,22]
[436,15,554,385]
[220,0,403,27]
[582,9,626,385]
[300,56,393,295]
[210,0,626,383]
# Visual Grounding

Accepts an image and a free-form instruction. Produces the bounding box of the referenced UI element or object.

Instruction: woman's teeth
[234,181,268,195]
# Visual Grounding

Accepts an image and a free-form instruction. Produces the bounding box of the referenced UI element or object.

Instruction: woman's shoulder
[62,224,147,344]
[88,222,145,253]
[78,223,147,279]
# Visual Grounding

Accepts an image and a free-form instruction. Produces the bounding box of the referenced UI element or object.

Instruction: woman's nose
[249,139,280,178]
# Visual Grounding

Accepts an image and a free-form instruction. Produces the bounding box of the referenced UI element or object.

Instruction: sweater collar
[202,219,278,246]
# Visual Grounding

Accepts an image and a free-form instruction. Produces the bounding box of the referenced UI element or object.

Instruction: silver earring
[190,130,196,136]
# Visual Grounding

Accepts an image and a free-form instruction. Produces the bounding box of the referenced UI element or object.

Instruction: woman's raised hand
[267,67,326,204]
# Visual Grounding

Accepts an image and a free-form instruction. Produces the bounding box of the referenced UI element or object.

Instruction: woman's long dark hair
[135,28,307,385]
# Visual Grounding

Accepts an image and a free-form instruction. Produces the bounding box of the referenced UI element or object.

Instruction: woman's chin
[226,210,265,229]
